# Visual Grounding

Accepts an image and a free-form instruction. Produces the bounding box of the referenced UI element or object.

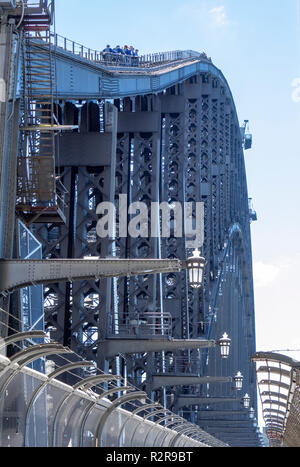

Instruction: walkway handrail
[50,33,205,69]
[0,335,227,447]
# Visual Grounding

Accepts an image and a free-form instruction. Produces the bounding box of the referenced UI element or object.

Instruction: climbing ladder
[16,2,70,224]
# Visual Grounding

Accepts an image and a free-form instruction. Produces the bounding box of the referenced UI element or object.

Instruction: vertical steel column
[0,17,21,338]
[65,102,117,370]
[160,86,188,341]
[114,95,162,392]
[33,101,117,374]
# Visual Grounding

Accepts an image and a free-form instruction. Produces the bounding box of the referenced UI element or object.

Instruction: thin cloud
[253,254,300,289]
[174,2,229,28]
[253,261,280,288]
[209,6,228,27]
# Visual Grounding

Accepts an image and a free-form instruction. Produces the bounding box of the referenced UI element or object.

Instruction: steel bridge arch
[0,0,261,447]
[207,222,255,338]
[8,10,259,444]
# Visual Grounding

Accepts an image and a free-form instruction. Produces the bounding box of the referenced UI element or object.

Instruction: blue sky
[54,0,300,427]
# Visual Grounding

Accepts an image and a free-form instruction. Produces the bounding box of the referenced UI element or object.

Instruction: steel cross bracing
[0,4,259,446]
[22,73,259,445]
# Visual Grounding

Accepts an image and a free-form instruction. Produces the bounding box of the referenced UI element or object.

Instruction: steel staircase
[16,2,67,225]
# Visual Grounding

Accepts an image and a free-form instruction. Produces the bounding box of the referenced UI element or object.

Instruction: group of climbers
[102,44,139,66]
[101,45,212,67]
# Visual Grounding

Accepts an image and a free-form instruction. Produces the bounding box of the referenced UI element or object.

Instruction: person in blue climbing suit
[129,46,137,66]
[123,45,132,65]
[102,44,114,63]
[113,45,125,65]
[133,48,139,66]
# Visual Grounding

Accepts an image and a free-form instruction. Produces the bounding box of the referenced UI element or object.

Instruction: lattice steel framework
[0,0,261,448]
[11,46,259,444]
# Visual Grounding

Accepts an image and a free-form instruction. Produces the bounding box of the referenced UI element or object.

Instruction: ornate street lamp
[249,407,255,419]
[243,393,250,408]
[218,332,231,359]
[187,249,206,288]
[234,371,243,390]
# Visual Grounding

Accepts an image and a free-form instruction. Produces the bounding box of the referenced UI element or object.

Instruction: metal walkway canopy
[252,352,300,447]
[0,331,227,447]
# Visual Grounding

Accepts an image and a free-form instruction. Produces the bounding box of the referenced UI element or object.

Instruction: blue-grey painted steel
[0,2,250,448]
[0,7,260,445]
[53,51,235,102]
[31,47,258,445]
[17,220,45,372]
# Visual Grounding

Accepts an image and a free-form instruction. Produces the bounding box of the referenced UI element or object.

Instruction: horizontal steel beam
[151,375,232,390]
[212,433,261,439]
[203,428,258,434]
[220,440,261,446]
[0,258,183,293]
[175,396,241,409]
[197,410,249,417]
[198,420,257,426]
[101,338,216,358]
[213,437,261,443]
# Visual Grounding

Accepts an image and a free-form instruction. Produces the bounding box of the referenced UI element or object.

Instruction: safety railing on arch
[154,355,202,376]
[50,33,206,69]
[107,311,173,339]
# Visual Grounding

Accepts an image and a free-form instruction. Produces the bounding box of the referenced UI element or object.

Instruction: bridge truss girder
[17,67,258,445]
